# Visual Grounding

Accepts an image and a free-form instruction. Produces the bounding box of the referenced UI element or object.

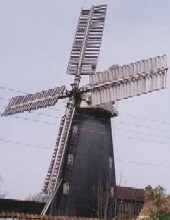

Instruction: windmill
[1,4,168,218]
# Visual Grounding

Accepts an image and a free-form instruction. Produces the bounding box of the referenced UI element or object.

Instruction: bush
[150,208,170,220]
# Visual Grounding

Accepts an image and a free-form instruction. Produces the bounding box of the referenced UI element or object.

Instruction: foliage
[144,185,165,209]
[150,208,170,220]
[25,192,48,202]
[140,185,169,219]
[145,185,154,202]
[154,185,165,208]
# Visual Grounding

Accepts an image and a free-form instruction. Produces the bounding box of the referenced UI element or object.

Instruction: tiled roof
[115,185,145,202]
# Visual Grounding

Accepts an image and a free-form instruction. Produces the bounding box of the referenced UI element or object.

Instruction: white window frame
[67,154,74,165]
[109,156,113,168]
[63,182,70,194]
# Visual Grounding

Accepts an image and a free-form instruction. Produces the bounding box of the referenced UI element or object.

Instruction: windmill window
[63,182,69,194]
[109,157,113,168]
[110,186,114,197]
[72,125,78,135]
[67,154,74,165]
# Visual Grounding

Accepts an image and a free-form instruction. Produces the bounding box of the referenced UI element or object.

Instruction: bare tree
[25,191,48,202]
[87,175,114,220]
[0,176,6,198]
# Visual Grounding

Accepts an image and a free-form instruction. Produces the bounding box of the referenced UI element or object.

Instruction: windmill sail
[89,55,168,106]
[2,86,65,116]
[67,5,107,75]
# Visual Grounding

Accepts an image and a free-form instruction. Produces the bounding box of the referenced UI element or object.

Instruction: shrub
[150,208,170,220]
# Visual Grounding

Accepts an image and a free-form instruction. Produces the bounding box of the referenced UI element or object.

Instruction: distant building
[115,186,145,219]
[0,198,44,214]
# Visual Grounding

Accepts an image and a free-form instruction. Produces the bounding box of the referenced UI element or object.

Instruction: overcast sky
[0,0,170,199]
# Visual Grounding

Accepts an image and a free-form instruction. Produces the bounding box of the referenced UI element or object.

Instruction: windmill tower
[2,4,168,218]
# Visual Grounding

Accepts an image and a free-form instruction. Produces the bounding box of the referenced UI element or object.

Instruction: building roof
[0,198,45,214]
[115,185,145,202]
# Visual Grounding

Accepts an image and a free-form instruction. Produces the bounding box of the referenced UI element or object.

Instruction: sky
[0,0,170,200]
